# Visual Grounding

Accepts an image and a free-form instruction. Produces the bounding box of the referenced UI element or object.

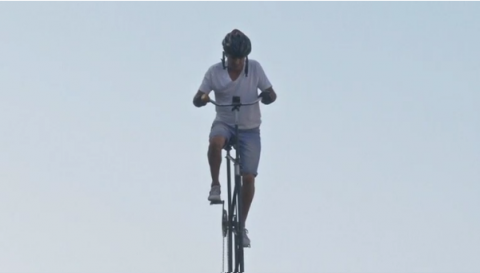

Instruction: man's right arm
[193,67,212,107]
[193,90,207,107]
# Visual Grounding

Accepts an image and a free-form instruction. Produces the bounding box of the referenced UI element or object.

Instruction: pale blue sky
[1,2,479,273]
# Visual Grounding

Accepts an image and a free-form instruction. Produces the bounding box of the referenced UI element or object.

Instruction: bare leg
[241,174,255,225]
[208,136,226,187]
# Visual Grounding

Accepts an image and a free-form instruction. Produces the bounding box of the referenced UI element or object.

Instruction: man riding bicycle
[192,29,277,247]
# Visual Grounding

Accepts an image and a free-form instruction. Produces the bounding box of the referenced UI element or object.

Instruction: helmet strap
[221,51,226,70]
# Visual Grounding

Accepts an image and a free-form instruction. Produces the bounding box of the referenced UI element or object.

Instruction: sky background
[1,2,479,273]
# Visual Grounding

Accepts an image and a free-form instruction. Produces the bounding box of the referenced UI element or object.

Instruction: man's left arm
[259,86,277,105]
[256,62,277,105]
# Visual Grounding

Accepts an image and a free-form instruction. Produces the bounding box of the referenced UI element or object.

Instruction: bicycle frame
[205,94,261,273]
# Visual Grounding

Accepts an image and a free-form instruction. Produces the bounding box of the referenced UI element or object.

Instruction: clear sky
[0,2,479,273]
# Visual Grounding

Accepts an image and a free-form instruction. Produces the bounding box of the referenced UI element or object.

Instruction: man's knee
[242,174,256,184]
[209,135,226,152]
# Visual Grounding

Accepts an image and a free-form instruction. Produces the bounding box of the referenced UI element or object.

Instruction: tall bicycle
[202,93,261,273]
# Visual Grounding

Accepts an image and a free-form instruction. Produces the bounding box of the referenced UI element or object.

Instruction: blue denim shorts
[209,121,261,177]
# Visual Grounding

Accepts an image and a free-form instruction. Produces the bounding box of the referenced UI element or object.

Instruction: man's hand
[193,91,210,107]
[258,87,276,105]
[201,93,211,103]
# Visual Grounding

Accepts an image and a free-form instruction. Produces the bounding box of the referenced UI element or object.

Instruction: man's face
[226,55,245,71]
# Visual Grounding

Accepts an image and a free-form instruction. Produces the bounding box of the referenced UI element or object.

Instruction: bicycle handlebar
[201,94,261,107]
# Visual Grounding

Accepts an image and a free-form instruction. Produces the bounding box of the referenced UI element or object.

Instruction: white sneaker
[243,228,251,248]
[208,185,221,202]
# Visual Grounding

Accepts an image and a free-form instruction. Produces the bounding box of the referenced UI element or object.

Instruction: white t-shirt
[198,59,272,130]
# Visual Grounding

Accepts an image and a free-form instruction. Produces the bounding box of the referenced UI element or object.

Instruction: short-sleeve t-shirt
[198,59,272,130]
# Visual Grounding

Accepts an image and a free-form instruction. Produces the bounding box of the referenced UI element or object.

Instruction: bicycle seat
[223,136,238,151]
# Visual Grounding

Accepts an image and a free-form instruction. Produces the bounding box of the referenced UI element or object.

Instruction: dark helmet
[222,29,251,58]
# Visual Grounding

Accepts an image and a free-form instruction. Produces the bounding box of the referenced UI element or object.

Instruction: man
[192,29,277,247]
